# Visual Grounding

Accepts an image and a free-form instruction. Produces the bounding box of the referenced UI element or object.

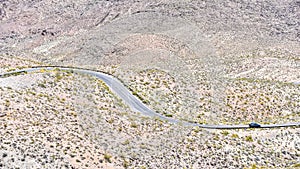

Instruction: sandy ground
[0,0,300,168]
[0,50,299,169]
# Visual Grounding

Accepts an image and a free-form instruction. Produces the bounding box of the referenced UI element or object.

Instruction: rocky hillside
[0,0,299,168]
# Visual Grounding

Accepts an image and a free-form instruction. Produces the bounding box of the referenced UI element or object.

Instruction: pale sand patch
[0,73,44,89]
[226,57,300,84]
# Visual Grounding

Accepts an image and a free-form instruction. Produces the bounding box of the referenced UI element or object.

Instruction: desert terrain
[0,0,299,168]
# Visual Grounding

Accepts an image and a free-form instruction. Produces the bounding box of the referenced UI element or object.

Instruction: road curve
[0,66,299,129]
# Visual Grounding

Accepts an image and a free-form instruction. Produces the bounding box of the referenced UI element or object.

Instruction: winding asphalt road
[0,66,299,129]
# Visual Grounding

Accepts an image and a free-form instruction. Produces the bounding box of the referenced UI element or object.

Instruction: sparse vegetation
[245,135,254,142]
[104,153,112,163]
[231,134,239,139]
[0,1,299,167]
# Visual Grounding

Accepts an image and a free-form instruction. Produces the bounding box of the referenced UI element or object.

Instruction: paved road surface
[1,66,299,129]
